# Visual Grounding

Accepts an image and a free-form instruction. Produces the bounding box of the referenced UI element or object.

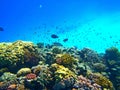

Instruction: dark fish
[0,27,4,31]
[53,42,63,46]
[51,34,59,38]
[63,38,68,42]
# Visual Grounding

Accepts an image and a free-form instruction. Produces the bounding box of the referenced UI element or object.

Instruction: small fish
[53,42,63,46]
[63,38,68,42]
[0,27,4,31]
[51,34,59,38]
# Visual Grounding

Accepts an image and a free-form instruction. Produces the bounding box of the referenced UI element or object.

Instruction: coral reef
[31,64,52,89]
[0,40,41,73]
[0,80,17,90]
[0,41,116,90]
[53,76,75,90]
[105,47,120,61]
[79,48,100,63]
[7,84,17,90]
[79,48,106,73]
[0,68,9,76]
[0,72,17,90]
[93,63,107,72]
[52,46,62,54]
[37,42,44,48]
[51,63,76,83]
[73,75,102,90]
[104,47,120,90]
[87,72,114,90]
[0,72,17,82]
[56,53,78,69]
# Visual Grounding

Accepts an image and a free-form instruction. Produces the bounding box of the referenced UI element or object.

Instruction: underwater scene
[0,0,120,90]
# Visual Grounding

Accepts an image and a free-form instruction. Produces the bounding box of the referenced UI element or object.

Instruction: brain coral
[17,68,31,77]
[0,40,41,72]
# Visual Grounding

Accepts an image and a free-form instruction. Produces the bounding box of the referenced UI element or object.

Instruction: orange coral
[7,84,17,90]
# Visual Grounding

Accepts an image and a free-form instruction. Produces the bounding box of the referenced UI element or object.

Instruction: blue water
[0,0,120,53]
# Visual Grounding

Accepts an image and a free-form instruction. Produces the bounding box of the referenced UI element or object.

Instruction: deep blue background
[0,0,120,52]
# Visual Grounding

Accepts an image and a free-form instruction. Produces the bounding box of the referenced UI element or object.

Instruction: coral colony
[0,40,119,90]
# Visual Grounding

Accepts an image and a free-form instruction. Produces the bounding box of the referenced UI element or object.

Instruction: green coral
[51,63,76,83]
[0,72,17,82]
[56,54,77,69]
[36,65,52,88]
[0,68,9,76]
[105,47,120,90]
[52,47,62,54]
[93,63,106,72]
[105,47,120,61]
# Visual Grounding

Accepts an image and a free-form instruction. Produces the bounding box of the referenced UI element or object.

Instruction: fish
[63,38,68,42]
[51,34,59,38]
[53,42,63,46]
[0,27,4,31]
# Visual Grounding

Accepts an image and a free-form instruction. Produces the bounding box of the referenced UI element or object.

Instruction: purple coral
[73,75,102,90]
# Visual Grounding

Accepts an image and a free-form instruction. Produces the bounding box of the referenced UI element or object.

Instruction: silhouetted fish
[53,42,63,46]
[0,27,4,31]
[63,38,68,42]
[51,34,59,38]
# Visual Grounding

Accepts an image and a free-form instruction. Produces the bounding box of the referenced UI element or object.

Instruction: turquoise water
[0,0,120,53]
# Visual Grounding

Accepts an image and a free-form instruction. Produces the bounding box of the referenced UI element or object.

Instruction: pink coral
[73,75,102,90]
[26,73,36,80]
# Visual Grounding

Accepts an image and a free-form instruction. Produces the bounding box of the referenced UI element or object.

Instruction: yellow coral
[17,68,31,77]
[51,63,76,82]
[0,40,40,73]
